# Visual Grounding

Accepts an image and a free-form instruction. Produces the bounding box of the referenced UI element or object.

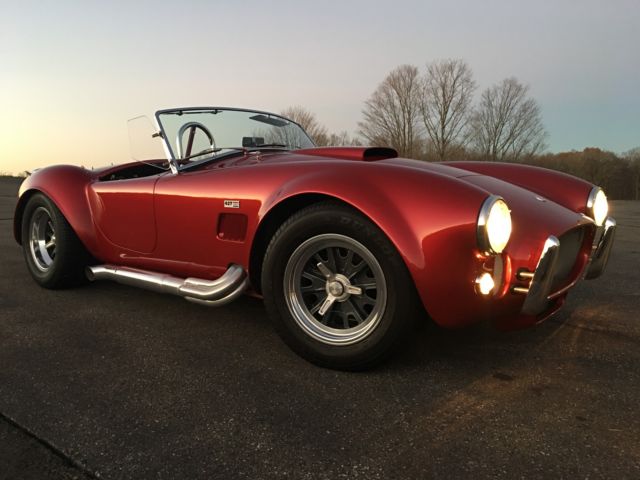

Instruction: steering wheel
[175,121,216,160]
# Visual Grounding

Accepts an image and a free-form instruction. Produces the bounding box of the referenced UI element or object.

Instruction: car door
[88,175,160,254]
[151,167,259,278]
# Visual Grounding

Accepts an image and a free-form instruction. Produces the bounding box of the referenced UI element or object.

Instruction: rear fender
[14,166,99,254]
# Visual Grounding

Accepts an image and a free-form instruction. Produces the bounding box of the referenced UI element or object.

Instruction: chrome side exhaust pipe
[86,264,249,307]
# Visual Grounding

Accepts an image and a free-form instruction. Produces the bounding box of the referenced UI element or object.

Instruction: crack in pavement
[0,411,101,479]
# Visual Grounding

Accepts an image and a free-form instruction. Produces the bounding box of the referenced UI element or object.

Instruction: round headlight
[587,187,608,226]
[477,196,512,255]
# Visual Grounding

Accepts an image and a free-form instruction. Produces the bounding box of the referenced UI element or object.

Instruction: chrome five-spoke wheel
[29,206,57,272]
[21,193,90,288]
[284,233,387,345]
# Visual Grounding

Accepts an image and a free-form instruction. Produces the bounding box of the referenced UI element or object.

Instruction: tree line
[282,59,639,200]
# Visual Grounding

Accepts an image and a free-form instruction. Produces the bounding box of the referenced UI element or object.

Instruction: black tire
[21,193,90,289]
[262,202,421,370]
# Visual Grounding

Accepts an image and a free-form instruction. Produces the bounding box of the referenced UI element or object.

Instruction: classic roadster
[14,107,616,369]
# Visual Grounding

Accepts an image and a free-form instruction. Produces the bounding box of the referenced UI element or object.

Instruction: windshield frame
[154,106,315,173]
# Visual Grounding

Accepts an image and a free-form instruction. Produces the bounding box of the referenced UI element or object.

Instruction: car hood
[378,156,591,235]
[462,172,593,242]
[254,148,480,179]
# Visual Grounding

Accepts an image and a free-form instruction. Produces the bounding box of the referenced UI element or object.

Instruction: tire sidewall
[22,194,59,285]
[263,204,417,368]
[21,193,87,288]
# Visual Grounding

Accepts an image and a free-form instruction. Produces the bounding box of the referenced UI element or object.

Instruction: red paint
[296,146,398,161]
[15,152,600,330]
[217,213,248,242]
[88,176,158,253]
[446,161,594,214]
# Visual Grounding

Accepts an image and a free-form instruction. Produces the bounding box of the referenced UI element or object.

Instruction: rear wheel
[262,202,421,370]
[21,193,90,288]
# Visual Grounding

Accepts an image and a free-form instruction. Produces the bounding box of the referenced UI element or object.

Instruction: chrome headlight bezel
[477,195,512,255]
[586,187,608,227]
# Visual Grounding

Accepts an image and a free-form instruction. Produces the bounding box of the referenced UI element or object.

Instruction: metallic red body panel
[88,177,158,253]
[16,166,98,252]
[446,161,594,214]
[295,146,398,161]
[15,153,600,330]
[217,213,248,242]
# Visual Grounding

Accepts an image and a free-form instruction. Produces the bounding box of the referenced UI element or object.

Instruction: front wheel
[262,202,421,370]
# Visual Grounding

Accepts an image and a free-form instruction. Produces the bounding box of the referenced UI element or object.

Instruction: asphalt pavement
[1,176,639,479]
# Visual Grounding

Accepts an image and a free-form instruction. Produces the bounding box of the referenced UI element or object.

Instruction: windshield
[156,107,315,163]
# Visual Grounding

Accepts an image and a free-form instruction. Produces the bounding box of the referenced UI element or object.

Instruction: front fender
[259,162,492,327]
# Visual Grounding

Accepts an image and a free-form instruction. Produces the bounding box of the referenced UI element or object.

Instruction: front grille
[550,227,586,292]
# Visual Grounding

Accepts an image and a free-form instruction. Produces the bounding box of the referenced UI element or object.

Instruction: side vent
[218,213,248,241]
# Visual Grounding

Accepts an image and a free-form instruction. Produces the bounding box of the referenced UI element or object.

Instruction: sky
[1,0,638,174]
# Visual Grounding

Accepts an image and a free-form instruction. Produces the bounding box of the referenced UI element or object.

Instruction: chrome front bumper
[520,236,561,315]
[585,217,617,280]
[519,216,616,316]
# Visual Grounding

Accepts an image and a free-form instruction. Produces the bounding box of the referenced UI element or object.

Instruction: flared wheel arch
[248,193,420,300]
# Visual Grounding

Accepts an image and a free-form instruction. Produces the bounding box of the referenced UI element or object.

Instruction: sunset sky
[1,0,638,174]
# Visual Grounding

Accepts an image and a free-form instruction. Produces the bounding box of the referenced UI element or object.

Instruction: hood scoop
[296,146,398,162]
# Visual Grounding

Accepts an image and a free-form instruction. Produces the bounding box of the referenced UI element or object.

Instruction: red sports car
[14,107,616,369]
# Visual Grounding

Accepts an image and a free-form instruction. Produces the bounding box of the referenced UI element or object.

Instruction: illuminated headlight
[587,187,608,226]
[477,196,512,255]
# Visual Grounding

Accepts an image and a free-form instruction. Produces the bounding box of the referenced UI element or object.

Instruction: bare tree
[328,131,362,146]
[624,147,640,200]
[281,106,329,146]
[470,77,546,161]
[420,59,476,161]
[358,65,423,157]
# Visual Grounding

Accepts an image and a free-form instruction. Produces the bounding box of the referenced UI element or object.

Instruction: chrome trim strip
[585,216,616,280]
[86,264,248,306]
[152,115,179,175]
[520,236,560,316]
[516,270,534,280]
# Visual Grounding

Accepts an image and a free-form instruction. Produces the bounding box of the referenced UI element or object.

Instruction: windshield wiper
[180,147,243,162]
[179,144,289,170]
[179,148,247,171]
[255,143,287,148]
